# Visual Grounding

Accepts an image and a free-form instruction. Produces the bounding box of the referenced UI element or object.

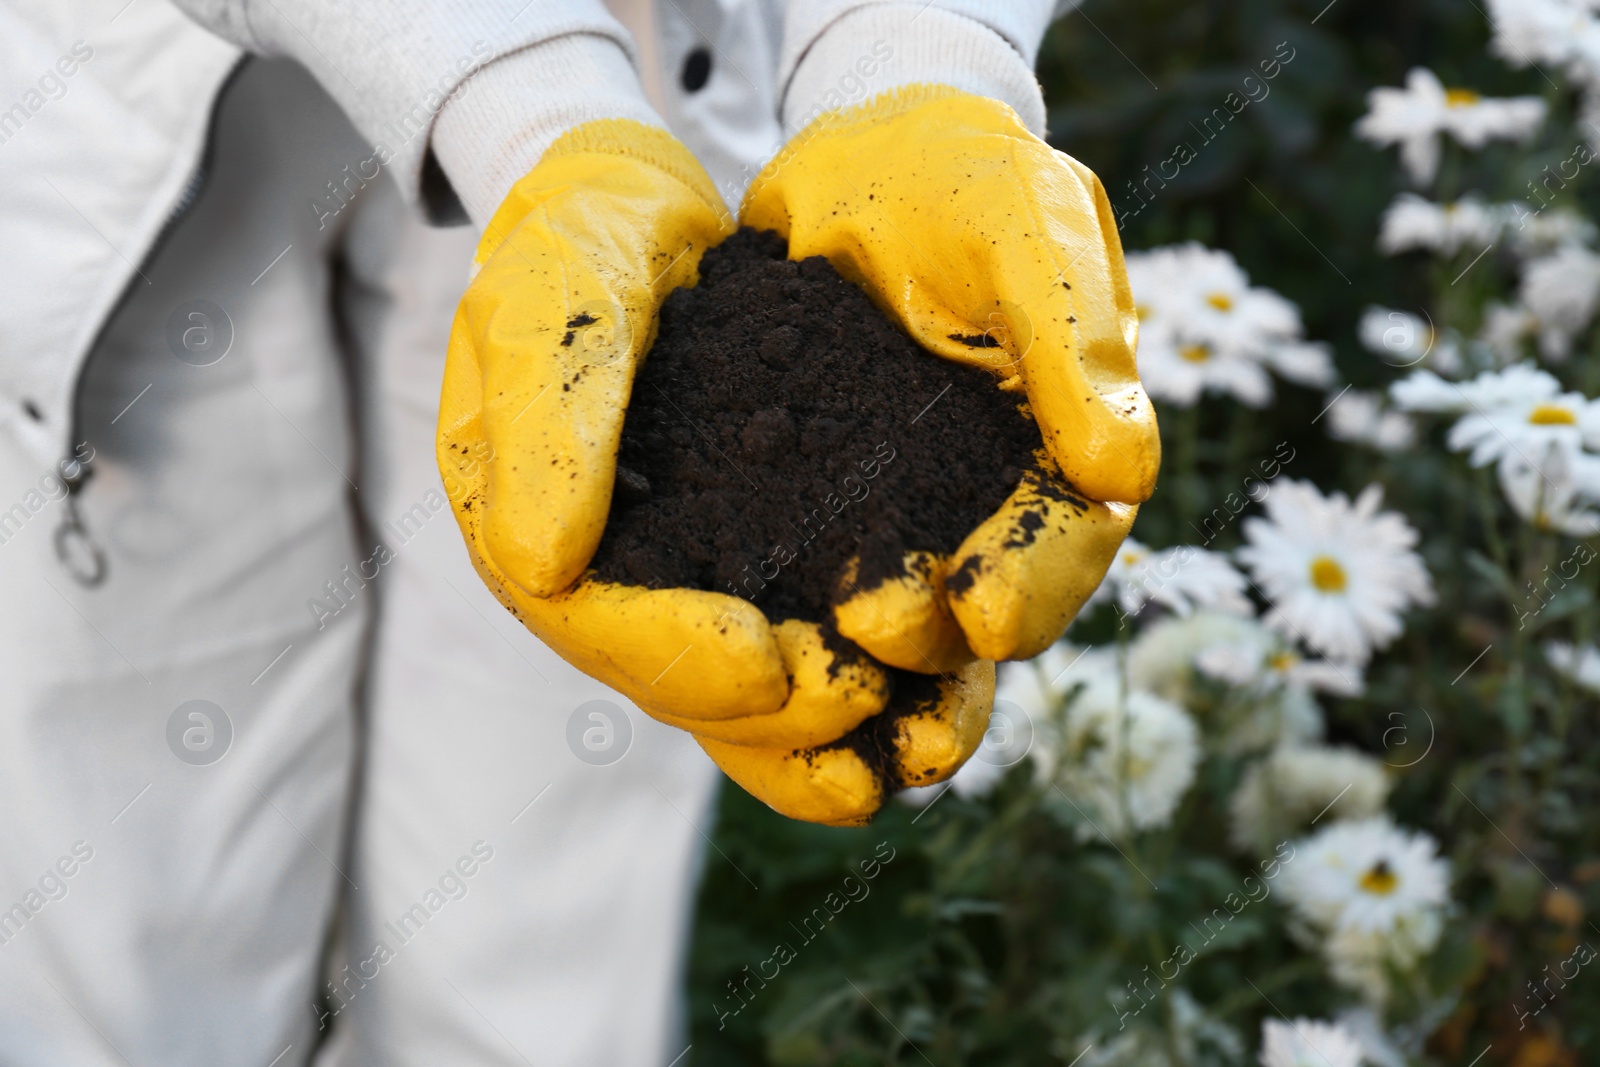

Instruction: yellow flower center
[1267,651,1299,673]
[1135,304,1151,321]
[1309,555,1347,593]
[1444,88,1481,108]
[1206,292,1234,312]
[1121,549,1147,567]
[1179,343,1211,363]
[1359,860,1399,895]
[1528,404,1577,426]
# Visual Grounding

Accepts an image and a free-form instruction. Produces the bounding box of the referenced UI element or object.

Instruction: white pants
[0,57,718,1066]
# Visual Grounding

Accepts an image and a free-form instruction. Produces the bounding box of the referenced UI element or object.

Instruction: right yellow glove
[437,120,989,826]
[741,85,1153,667]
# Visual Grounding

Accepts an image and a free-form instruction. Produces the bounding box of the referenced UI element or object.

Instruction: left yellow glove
[742,85,1154,665]
[438,121,790,722]
[442,121,729,602]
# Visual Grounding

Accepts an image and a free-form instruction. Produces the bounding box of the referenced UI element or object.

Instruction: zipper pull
[54,453,105,587]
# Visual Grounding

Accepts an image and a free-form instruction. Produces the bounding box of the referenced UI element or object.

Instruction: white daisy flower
[901,645,1111,806]
[1519,245,1600,360]
[1333,1007,1409,1067]
[1127,610,1266,702]
[1394,365,1600,525]
[1497,444,1600,536]
[992,642,1107,722]
[1478,301,1536,363]
[1036,641,1119,692]
[1048,677,1200,840]
[1135,326,1277,408]
[1262,340,1338,390]
[1324,388,1417,452]
[1388,369,1465,413]
[903,647,1092,806]
[1281,816,1449,963]
[1390,361,1561,414]
[1238,481,1435,665]
[1258,1017,1365,1067]
[1357,305,1463,374]
[1193,621,1364,698]
[1229,745,1391,853]
[1506,206,1597,256]
[1355,68,1546,184]
[1196,642,1358,697]
[1486,0,1600,89]
[1357,305,1428,365]
[1127,244,1333,408]
[1545,639,1600,693]
[1444,385,1600,467]
[1079,991,1244,1067]
[1129,612,1328,754]
[1435,86,1549,147]
[1283,818,1450,1004]
[998,641,1115,755]
[1091,539,1252,619]
[1151,243,1298,328]
[1129,245,1271,408]
[1377,193,1504,256]
[1324,923,1436,1004]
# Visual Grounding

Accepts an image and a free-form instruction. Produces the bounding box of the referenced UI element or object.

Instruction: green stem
[1116,623,1137,853]
[1210,958,1326,1018]
[1114,624,1169,996]
[1503,513,1536,791]
[1474,468,1511,576]
[1177,402,1203,528]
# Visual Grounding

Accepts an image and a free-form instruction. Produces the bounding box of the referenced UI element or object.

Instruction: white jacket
[0,0,1063,476]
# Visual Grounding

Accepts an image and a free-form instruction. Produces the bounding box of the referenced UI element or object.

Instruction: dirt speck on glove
[590,227,1041,623]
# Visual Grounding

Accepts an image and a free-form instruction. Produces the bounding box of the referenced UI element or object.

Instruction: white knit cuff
[432,34,665,228]
[780,0,1060,73]
[169,0,650,223]
[782,3,1049,139]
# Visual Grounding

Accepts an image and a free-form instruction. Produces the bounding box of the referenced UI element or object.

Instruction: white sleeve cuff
[780,1,1056,138]
[170,0,657,224]
[431,34,665,228]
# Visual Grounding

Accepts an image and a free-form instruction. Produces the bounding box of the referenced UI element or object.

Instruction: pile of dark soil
[588,227,1043,791]
[591,227,1040,616]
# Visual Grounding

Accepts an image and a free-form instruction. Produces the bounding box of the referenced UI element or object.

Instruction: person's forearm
[778,0,1062,138]
[168,0,661,226]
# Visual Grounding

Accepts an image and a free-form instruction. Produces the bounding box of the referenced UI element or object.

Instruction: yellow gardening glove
[437,120,990,827]
[694,659,995,826]
[742,85,1154,666]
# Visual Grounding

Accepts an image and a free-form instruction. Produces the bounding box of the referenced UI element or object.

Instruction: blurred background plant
[686,0,1600,1062]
